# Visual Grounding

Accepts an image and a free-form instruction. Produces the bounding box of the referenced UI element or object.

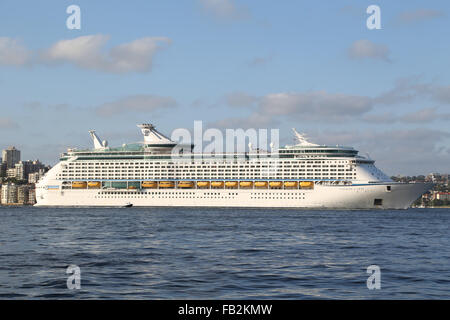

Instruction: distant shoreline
[413,206,450,209]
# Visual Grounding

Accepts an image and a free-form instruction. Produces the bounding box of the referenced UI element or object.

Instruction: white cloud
[96,94,177,116]
[373,77,450,106]
[363,107,450,124]
[259,91,373,119]
[40,35,171,73]
[108,37,171,73]
[0,37,31,66]
[400,107,440,123]
[211,76,450,128]
[211,90,373,128]
[40,34,108,69]
[362,112,398,124]
[348,39,390,62]
[199,0,249,20]
[373,77,430,105]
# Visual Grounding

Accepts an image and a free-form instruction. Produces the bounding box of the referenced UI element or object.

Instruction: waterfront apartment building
[1,183,18,204]
[2,146,20,169]
[0,183,35,205]
[28,188,36,205]
[17,185,30,205]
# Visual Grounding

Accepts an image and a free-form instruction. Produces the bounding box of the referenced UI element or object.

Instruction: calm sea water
[0,206,449,299]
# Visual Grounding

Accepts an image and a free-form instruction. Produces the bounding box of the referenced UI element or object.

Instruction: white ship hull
[35,182,431,209]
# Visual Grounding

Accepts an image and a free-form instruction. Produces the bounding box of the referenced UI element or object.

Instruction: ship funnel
[292,128,319,147]
[137,123,175,145]
[89,130,108,150]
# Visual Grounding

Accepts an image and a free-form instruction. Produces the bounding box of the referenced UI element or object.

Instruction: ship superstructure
[35,124,431,209]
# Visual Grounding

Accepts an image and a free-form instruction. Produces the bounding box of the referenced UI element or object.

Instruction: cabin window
[386,186,391,191]
[374,199,383,206]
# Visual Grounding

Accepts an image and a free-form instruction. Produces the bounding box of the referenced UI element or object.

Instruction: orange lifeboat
[284,181,298,188]
[254,181,268,188]
[178,181,194,188]
[72,181,87,189]
[239,181,253,188]
[87,181,101,188]
[300,181,314,189]
[225,181,238,188]
[211,181,224,188]
[159,181,175,188]
[197,181,210,188]
[269,181,283,188]
[141,181,157,189]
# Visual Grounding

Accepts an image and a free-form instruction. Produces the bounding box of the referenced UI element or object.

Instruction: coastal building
[6,168,16,179]
[1,183,18,204]
[436,192,450,201]
[0,159,47,182]
[28,188,36,205]
[28,172,43,184]
[2,146,20,169]
[14,160,46,181]
[17,185,30,205]
[0,162,6,178]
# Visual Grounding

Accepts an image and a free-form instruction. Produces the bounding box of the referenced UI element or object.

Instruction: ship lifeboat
[159,181,175,188]
[178,181,194,188]
[239,181,253,188]
[269,181,283,188]
[128,186,137,190]
[87,181,101,189]
[141,181,157,189]
[225,181,238,188]
[254,181,268,188]
[211,181,224,188]
[300,181,314,189]
[72,181,87,189]
[284,181,298,188]
[197,181,210,188]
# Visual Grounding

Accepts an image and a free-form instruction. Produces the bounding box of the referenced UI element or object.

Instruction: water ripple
[0,206,449,299]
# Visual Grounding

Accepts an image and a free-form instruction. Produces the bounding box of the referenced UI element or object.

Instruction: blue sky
[0,0,449,175]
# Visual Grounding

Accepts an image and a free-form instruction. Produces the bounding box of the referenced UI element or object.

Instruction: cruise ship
[35,124,432,209]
